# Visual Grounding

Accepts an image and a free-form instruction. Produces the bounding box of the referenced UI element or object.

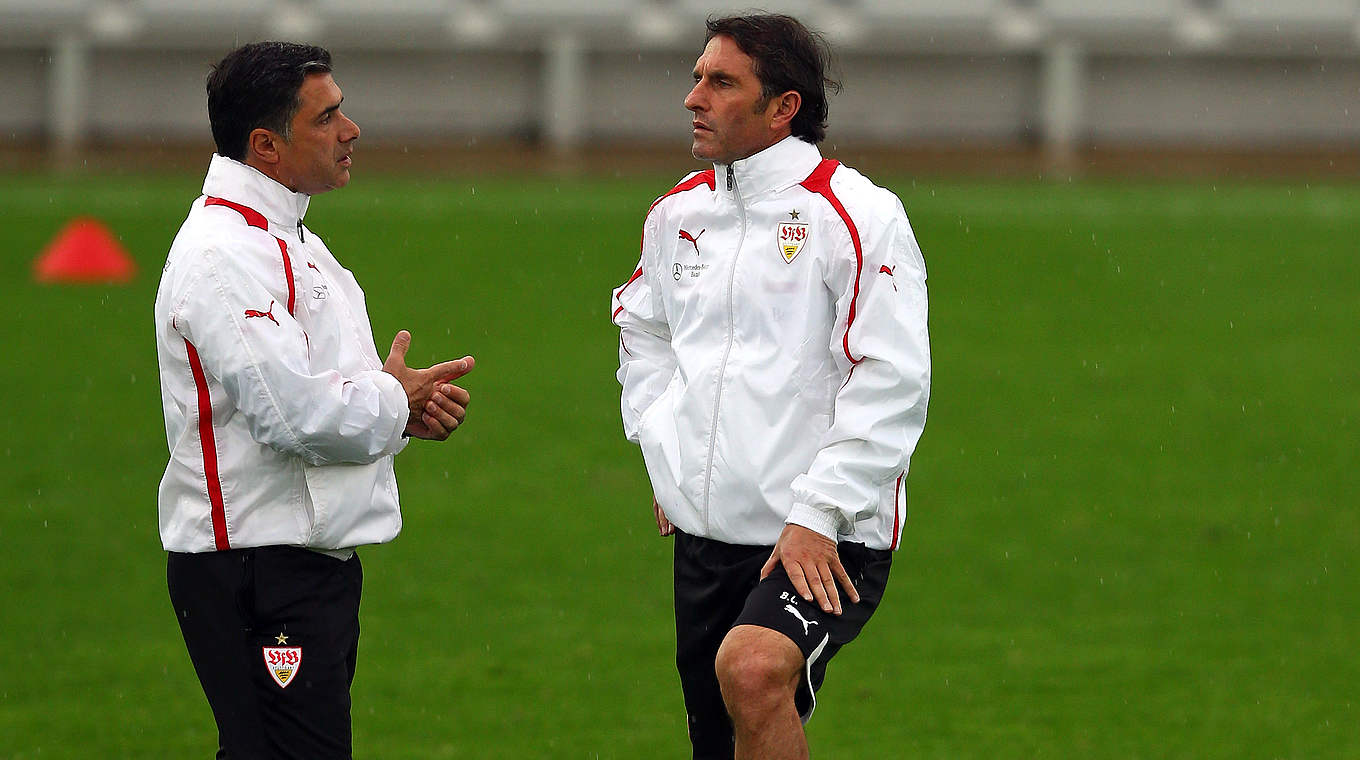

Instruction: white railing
[2,0,1357,156]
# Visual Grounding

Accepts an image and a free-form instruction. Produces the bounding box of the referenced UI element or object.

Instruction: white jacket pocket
[637,374,684,517]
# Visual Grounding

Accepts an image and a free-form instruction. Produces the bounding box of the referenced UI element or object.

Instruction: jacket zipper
[297,220,305,243]
[701,164,743,532]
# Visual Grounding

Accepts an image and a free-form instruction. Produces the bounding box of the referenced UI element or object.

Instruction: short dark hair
[206,41,333,161]
[706,14,840,144]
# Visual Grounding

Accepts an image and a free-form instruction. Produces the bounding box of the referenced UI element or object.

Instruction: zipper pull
[297,220,305,243]
[726,165,734,191]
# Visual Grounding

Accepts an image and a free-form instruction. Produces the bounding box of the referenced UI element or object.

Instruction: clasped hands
[382,330,475,441]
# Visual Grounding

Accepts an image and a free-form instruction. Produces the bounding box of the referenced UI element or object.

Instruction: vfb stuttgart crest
[777,221,808,263]
[263,646,302,689]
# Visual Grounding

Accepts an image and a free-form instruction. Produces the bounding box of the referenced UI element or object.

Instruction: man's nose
[342,114,360,142]
[683,84,703,112]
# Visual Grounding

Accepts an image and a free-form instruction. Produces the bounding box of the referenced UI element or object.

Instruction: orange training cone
[33,217,136,284]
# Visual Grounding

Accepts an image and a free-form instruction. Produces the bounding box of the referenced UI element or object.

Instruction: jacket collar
[714,135,823,199]
[201,154,311,230]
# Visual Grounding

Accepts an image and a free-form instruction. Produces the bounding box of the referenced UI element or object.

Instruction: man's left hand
[760,524,860,616]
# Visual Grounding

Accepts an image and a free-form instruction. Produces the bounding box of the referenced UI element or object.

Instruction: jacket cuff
[370,370,411,456]
[786,502,843,542]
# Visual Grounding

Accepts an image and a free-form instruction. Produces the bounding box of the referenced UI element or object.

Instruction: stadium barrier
[1,0,1357,158]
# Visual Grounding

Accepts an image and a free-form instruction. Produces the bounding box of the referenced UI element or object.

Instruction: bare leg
[715,624,808,760]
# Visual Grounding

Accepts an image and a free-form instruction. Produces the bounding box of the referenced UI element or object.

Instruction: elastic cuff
[786,502,842,542]
[370,370,411,455]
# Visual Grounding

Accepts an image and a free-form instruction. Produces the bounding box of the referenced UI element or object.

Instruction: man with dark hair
[612,13,930,760]
[155,41,473,758]
[206,41,335,163]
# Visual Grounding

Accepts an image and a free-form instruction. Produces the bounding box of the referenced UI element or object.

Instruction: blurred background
[2,2,1357,759]
[3,0,1360,174]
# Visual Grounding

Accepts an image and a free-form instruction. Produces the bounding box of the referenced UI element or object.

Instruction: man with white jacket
[155,42,473,758]
[612,15,930,760]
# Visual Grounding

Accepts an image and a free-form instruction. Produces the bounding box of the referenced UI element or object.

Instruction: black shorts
[673,531,892,760]
[167,546,363,760]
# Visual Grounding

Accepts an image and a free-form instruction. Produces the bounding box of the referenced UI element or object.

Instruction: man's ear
[247,128,283,166]
[767,90,802,132]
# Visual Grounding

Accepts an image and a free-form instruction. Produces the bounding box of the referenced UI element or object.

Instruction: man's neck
[726,132,793,165]
[243,157,297,194]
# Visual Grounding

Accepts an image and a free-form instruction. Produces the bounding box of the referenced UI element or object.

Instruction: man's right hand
[382,330,475,441]
[654,496,674,537]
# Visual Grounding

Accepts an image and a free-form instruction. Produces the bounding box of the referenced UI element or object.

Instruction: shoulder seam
[645,169,715,221]
[204,196,269,231]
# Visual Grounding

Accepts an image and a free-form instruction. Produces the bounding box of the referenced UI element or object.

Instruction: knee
[715,632,800,710]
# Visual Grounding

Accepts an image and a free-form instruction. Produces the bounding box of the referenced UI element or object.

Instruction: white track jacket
[613,137,930,550]
[155,155,409,553]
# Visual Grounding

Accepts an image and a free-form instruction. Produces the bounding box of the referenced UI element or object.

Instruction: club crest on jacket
[777,219,808,263]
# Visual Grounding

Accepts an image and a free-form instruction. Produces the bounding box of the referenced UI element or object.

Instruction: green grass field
[0,168,1355,759]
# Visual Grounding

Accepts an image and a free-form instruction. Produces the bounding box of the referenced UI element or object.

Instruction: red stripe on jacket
[184,339,230,550]
[276,238,296,316]
[891,471,904,550]
[205,196,297,317]
[645,170,716,220]
[205,196,267,230]
[799,160,865,365]
[611,267,644,322]
[612,170,716,323]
